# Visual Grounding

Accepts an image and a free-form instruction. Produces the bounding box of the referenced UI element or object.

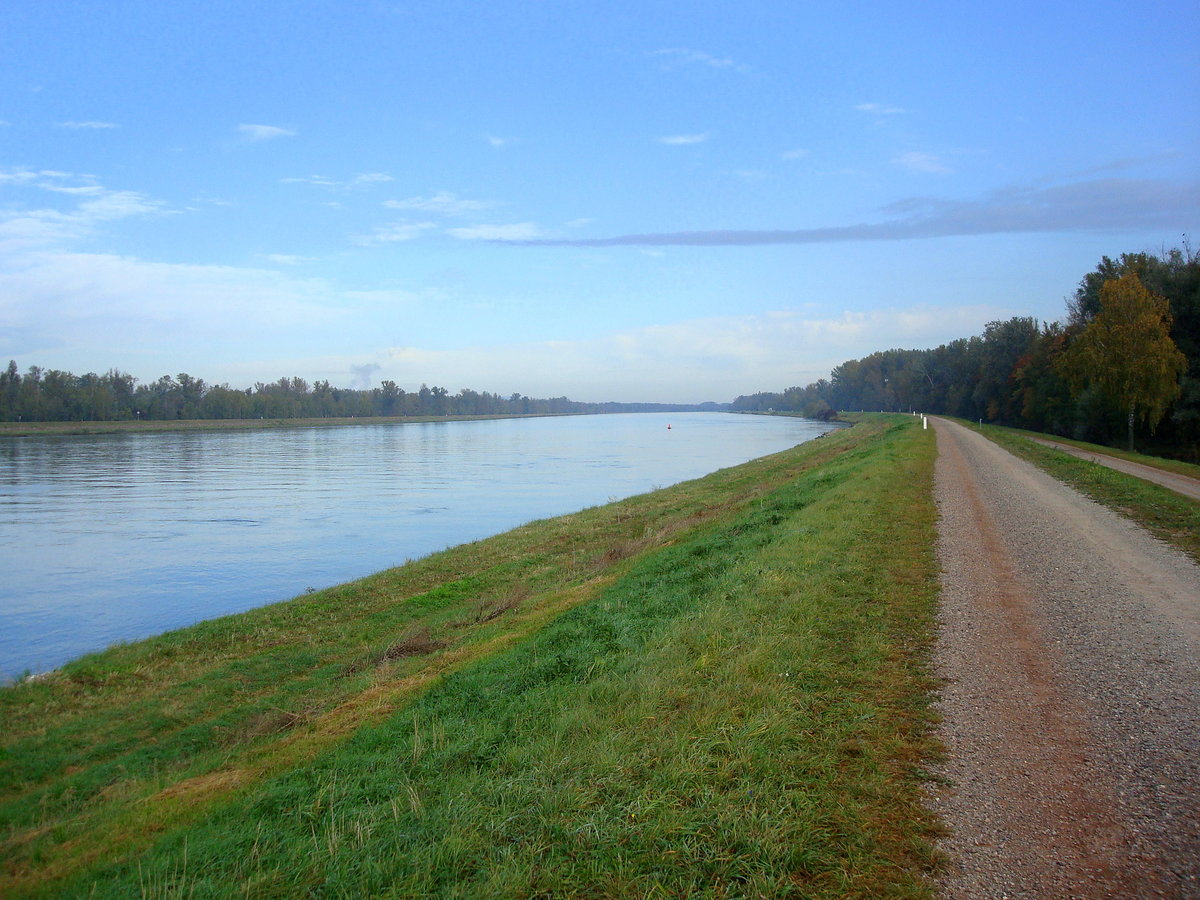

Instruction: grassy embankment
[1,414,942,898]
[971,423,1200,565]
[0,414,567,438]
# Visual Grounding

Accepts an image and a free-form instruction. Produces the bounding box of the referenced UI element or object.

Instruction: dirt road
[928,417,1200,899]
[1027,436,1200,502]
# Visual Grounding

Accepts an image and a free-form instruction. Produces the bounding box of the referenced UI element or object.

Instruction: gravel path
[1027,436,1200,502]
[927,417,1200,899]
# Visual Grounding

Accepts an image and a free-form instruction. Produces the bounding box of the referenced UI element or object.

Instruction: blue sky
[2,1,1197,403]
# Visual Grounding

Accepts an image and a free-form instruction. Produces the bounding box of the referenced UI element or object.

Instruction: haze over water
[1,413,835,679]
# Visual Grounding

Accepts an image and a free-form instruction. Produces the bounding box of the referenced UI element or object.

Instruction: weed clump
[223,705,315,745]
[379,626,448,661]
[459,587,528,626]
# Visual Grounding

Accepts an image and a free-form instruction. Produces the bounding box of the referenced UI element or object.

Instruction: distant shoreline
[0,412,579,438]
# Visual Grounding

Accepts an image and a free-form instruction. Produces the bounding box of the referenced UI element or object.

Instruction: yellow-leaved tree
[1059,273,1186,451]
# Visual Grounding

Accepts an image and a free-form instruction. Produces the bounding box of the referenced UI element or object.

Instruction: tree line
[0,367,722,423]
[733,246,1199,460]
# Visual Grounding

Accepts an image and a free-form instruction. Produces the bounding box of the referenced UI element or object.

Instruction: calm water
[0,413,835,679]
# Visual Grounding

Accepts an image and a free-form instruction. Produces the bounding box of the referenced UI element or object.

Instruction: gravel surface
[1026,437,1200,502]
[928,417,1200,899]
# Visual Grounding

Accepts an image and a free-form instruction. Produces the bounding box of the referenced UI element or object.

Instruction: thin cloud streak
[508,178,1199,247]
[650,48,747,73]
[855,103,905,115]
[58,120,119,129]
[238,124,296,142]
[895,151,951,174]
[656,133,710,145]
[448,222,541,240]
[384,191,488,215]
[354,221,437,245]
[281,172,394,188]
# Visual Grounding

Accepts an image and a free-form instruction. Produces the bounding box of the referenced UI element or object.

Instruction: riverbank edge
[1,414,945,898]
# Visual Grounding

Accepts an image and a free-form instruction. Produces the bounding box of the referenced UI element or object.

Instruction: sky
[1,1,1197,403]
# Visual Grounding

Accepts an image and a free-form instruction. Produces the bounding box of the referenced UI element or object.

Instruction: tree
[972,318,1041,422]
[1,361,20,420]
[1067,252,1156,328]
[1059,273,1186,450]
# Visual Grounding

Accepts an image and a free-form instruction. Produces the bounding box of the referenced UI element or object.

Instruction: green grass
[974,423,1200,565]
[1,415,942,898]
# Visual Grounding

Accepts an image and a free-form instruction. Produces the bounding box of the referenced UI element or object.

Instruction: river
[0,412,835,679]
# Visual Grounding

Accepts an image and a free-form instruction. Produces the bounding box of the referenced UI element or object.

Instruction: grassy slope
[1,415,941,898]
[974,423,1200,565]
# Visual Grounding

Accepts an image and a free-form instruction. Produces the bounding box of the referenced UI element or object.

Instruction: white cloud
[446,222,542,241]
[189,196,236,208]
[40,183,106,196]
[486,135,515,148]
[340,288,424,306]
[282,172,394,189]
[58,120,119,129]
[266,254,312,265]
[384,191,488,215]
[734,169,769,181]
[238,124,296,142]
[855,103,905,115]
[650,48,746,72]
[1,169,105,196]
[356,220,438,245]
[656,133,710,145]
[0,175,163,250]
[895,151,952,174]
[77,191,163,221]
[781,148,809,160]
[566,217,594,228]
[0,169,40,186]
[281,175,341,187]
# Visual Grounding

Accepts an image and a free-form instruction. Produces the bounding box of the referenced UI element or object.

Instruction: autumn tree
[1059,273,1186,450]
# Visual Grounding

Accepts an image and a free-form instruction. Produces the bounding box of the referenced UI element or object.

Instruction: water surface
[1,412,834,678]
